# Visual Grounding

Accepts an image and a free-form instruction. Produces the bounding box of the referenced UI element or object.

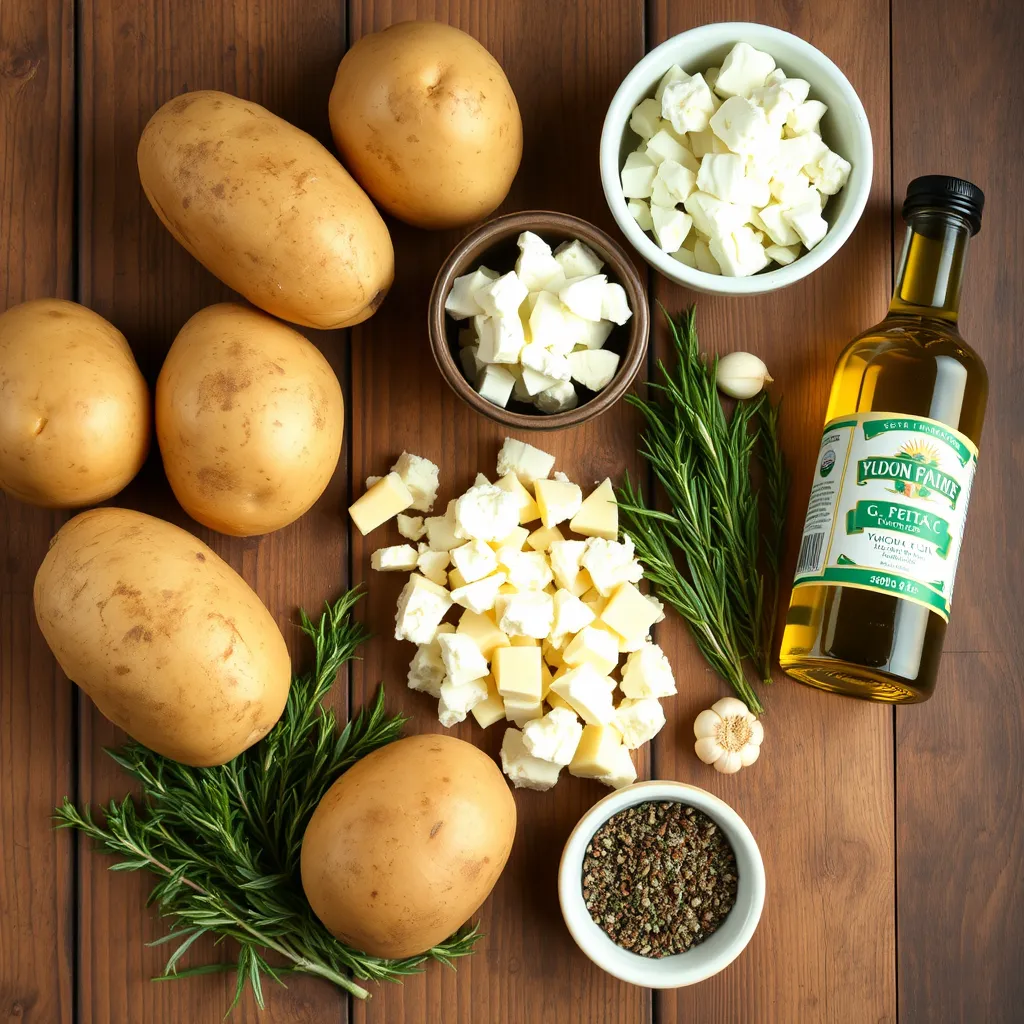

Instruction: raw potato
[301,733,516,957]
[137,91,394,329]
[156,303,344,537]
[329,21,523,229]
[33,508,291,767]
[0,299,149,508]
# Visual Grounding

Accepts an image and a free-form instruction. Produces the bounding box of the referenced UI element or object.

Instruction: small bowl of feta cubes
[429,210,649,429]
[600,23,872,294]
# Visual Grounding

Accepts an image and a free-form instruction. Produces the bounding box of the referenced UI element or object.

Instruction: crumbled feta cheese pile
[443,233,632,413]
[361,437,677,792]
[621,41,852,276]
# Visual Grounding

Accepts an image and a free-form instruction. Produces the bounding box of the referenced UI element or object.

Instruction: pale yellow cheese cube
[504,696,544,727]
[527,524,565,551]
[447,566,467,590]
[540,659,554,697]
[580,587,609,618]
[534,478,584,528]
[569,478,618,540]
[542,637,566,669]
[496,473,541,524]
[509,635,540,647]
[562,625,620,676]
[493,645,543,701]
[549,664,616,725]
[570,724,625,778]
[592,620,640,654]
[600,582,661,640]
[546,689,573,712]
[348,472,413,535]
[498,582,518,595]
[471,676,506,728]
[457,609,510,658]
[489,525,530,553]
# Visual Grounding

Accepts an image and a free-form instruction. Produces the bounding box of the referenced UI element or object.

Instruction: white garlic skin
[716,351,774,399]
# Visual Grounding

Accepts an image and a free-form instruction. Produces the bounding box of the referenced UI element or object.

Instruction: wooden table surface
[2,0,1022,1021]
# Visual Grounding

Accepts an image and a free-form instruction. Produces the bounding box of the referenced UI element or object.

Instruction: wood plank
[346,2,649,1022]
[75,0,351,1018]
[891,2,1024,1019]
[646,4,897,1022]
[0,0,76,1020]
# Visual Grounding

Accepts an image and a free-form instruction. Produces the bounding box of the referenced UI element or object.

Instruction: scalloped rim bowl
[600,22,873,296]
[558,780,766,988]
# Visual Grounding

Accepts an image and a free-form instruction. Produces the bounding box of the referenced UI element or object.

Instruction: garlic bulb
[693,696,764,774]
[715,352,773,399]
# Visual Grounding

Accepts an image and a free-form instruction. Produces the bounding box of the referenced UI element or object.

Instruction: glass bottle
[780,176,987,702]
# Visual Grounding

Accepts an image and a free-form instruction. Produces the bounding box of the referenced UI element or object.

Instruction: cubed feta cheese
[551,588,596,645]
[655,64,687,102]
[406,622,455,697]
[629,96,665,139]
[349,472,413,535]
[697,152,769,207]
[437,632,490,686]
[521,706,583,765]
[503,696,545,728]
[689,127,718,159]
[454,482,521,542]
[654,159,697,206]
[784,197,829,249]
[390,452,439,513]
[807,149,851,195]
[673,246,697,268]
[475,270,528,317]
[457,608,510,658]
[613,696,666,749]
[765,241,801,265]
[515,231,563,291]
[567,349,620,392]
[554,239,604,279]
[661,73,716,134]
[693,238,721,274]
[496,438,555,486]
[500,727,562,790]
[527,291,569,352]
[444,266,499,319]
[684,190,748,238]
[517,366,560,397]
[709,96,773,157]
[597,743,638,789]
[416,545,449,586]
[549,663,617,725]
[493,472,539,525]
[786,99,828,137]
[394,573,453,645]
[370,544,419,572]
[450,571,508,615]
[581,536,644,595]
[562,625,619,676]
[558,275,607,322]
[504,549,553,592]
[620,642,676,698]
[423,500,462,552]
[628,199,654,231]
[520,342,571,382]
[645,128,692,168]
[651,205,694,253]
[450,539,499,583]
[756,202,802,246]
[549,539,589,595]
[713,42,776,99]
[476,313,525,364]
[397,514,426,541]
[492,644,543,701]
[534,380,578,414]
[621,150,657,199]
[496,590,554,639]
[476,363,517,408]
[438,675,490,728]
[749,80,802,128]
[709,225,770,277]
[775,132,829,175]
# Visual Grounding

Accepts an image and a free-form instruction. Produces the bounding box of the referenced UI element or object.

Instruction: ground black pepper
[581,801,738,958]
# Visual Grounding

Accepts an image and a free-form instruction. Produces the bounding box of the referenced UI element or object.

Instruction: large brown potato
[138,91,394,328]
[301,733,516,957]
[156,303,343,537]
[329,21,522,229]
[0,299,149,507]
[33,508,291,766]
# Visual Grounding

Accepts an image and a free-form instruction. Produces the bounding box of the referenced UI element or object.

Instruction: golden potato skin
[301,733,516,957]
[329,21,523,229]
[137,91,394,329]
[156,303,344,537]
[0,299,149,508]
[33,508,291,767]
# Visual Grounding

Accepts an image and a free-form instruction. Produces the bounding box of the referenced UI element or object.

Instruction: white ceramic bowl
[558,780,765,987]
[600,22,873,296]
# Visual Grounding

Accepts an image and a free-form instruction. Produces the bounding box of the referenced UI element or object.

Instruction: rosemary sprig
[618,306,788,713]
[55,588,479,1011]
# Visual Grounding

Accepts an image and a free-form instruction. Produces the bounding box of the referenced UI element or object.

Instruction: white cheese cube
[673,246,697,268]
[534,380,578,414]
[370,544,419,572]
[527,524,565,551]
[471,677,506,728]
[620,642,677,698]
[407,623,455,697]
[784,197,829,249]
[629,96,665,139]
[569,723,625,778]
[515,231,563,291]
[710,96,773,158]
[612,696,666,749]
[558,275,607,322]
[756,202,802,246]
[769,170,817,208]
[450,539,499,584]
[519,365,561,396]
[506,550,554,592]
[562,626,619,676]
[457,608,510,658]
[645,128,692,168]
[570,478,617,540]
[397,514,426,541]
[713,42,776,99]
[550,664,616,725]
[651,205,693,253]
[444,266,499,319]
[775,132,829,175]
[394,573,454,645]
[495,472,540,525]
[601,284,632,328]
[689,127,717,159]
[534,478,583,528]
[496,438,555,486]
[438,675,490,728]
[450,571,508,614]
[786,99,828,136]
[709,225,769,278]
[500,727,562,790]
[416,546,449,586]
[391,452,439,513]
[749,81,800,128]
[551,589,596,645]
[549,539,589,595]
[571,317,615,351]
[437,632,490,686]
[661,73,716,134]
[522,706,583,765]
[628,199,654,231]
[365,475,383,489]
[476,313,525,364]
[554,239,604,279]
[621,150,657,199]
[807,149,851,195]
[492,644,543,701]
[503,696,545,728]
[693,238,721,274]
[654,159,697,205]
[520,343,571,381]
[424,500,462,551]
[765,242,801,265]
[349,472,413,535]
[454,482,521,542]
[651,175,678,210]
[567,349,620,392]
[600,581,662,640]
[527,291,570,351]
[597,743,638,789]
[496,590,554,639]
[697,153,769,207]
[684,190,748,238]
[582,535,644,595]
[476,364,516,408]
[655,64,687,102]
[475,271,528,317]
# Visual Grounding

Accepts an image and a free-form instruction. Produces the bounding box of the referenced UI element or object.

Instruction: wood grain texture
[345,2,650,1022]
[891,2,1024,1020]
[647,3,896,1022]
[0,0,76,1021]
[75,1,351,1019]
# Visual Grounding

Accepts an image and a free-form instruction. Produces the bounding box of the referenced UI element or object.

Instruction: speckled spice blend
[581,801,739,958]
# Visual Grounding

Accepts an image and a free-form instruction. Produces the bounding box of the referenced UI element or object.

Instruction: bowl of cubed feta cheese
[429,211,649,428]
[600,23,872,294]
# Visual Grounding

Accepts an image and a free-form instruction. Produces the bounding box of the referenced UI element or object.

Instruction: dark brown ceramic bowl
[428,211,649,431]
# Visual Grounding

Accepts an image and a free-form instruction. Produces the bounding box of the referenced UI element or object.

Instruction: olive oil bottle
[780,176,987,702]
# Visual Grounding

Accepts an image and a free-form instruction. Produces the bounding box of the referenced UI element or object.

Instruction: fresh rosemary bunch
[55,588,479,1010]
[618,307,788,714]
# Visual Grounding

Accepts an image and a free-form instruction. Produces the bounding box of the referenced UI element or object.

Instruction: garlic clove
[710,695,750,719]
[695,736,724,764]
[693,708,723,738]
[739,743,761,767]
[715,351,773,400]
[748,718,765,746]
[714,749,744,774]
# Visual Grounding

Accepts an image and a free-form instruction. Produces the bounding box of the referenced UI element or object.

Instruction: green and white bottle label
[792,412,978,621]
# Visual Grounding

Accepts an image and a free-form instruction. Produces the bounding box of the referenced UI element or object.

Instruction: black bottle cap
[903,175,984,235]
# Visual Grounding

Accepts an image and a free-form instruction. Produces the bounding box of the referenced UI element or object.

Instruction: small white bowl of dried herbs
[558,780,765,987]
